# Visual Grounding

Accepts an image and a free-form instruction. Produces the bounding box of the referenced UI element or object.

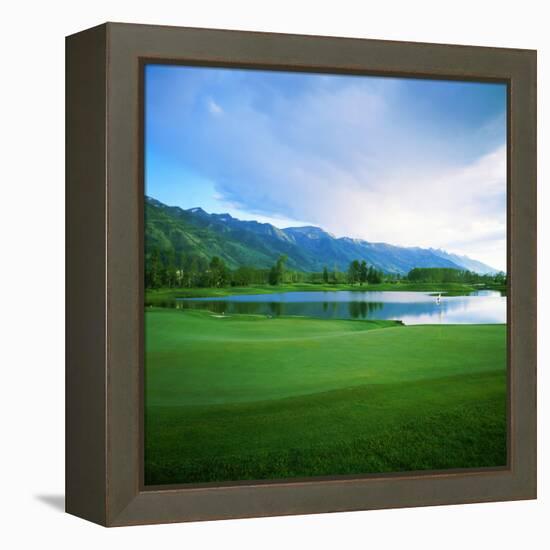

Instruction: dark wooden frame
[66,22,537,527]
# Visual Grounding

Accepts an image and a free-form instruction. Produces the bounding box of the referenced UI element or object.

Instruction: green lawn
[145,308,507,485]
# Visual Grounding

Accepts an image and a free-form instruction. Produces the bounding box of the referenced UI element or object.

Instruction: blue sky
[145,64,507,270]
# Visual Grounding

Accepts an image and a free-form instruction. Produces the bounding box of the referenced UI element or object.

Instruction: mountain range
[145,196,498,275]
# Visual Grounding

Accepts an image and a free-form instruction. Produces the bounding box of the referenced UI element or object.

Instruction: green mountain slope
[145,196,497,274]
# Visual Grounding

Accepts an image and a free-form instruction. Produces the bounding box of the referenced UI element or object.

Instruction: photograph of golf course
[143,64,508,486]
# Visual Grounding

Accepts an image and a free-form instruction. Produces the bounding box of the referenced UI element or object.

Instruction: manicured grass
[145,309,507,485]
[145,281,498,306]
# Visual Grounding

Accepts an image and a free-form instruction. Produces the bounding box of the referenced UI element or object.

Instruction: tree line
[146,249,250,289]
[145,248,505,290]
[406,267,506,285]
[145,249,390,289]
[145,250,307,289]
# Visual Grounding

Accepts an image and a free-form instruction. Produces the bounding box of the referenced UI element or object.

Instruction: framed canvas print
[66,23,537,526]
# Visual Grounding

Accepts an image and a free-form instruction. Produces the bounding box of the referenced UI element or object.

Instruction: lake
[177,290,506,325]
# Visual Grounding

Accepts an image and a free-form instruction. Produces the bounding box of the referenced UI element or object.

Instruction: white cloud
[312,145,507,270]
[206,98,223,116]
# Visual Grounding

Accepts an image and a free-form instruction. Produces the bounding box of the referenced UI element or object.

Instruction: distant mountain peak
[211,212,234,222]
[428,248,498,275]
[187,207,206,214]
[285,225,322,231]
[145,196,165,207]
[284,225,334,239]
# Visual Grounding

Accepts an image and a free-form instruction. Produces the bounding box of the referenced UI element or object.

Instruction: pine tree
[359,260,368,285]
[348,260,361,284]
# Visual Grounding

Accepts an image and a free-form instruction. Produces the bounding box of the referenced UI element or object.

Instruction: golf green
[145,308,506,485]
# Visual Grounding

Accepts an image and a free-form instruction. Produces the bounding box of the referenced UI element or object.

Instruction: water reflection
[171,290,506,325]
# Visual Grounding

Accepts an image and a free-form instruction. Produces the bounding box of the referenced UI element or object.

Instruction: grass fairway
[145,308,507,485]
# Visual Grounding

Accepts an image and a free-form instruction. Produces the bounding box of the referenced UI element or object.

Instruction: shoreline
[146,282,506,306]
